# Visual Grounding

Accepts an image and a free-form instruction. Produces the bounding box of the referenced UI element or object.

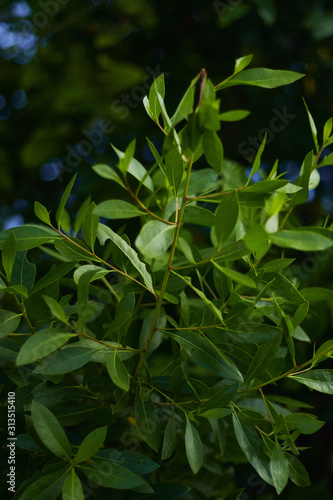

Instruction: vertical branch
[133,154,195,379]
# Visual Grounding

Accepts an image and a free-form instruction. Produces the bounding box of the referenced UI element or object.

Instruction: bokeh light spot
[40,159,62,181]
[10,89,27,109]
[4,214,24,230]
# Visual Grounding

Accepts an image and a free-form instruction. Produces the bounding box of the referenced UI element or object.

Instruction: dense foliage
[1,58,333,499]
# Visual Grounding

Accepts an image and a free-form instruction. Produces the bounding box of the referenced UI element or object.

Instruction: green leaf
[183,205,215,227]
[245,179,289,193]
[178,237,196,263]
[213,240,251,263]
[18,469,69,500]
[98,223,154,292]
[171,76,196,127]
[290,369,333,394]
[166,330,243,382]
[96,448,159,475]
[135,391,161,451]
[246,134,266,185]
[264,273,305,304]
[34,201,52,226]
[73,196,91,236]
[107,351,130,391]
[258,258,295,273]
[216,68,304,90]
[181,113,202,153]
[161,411,177,460]
[270,230,333,251]
[199,408,233,419]
[309,168,320,190]
[58,207,71,233]
[212,261,256,289]
[34,345,101,375]
[128,158,154,192]
[149,74,165,121]
[73,264,111,285]
[157,92,172,131]
[0,225,61,251]
[16,329,76,366]
[0,310,22,338]
[80,459,145,489]
[56,174,77,230]
[92,164,126,188]
[187,169,218,195]
[31,400,72,461]
[268,395,313,409]
[136,220,175,259]
[303,98,319,152]
[223,322,282,344]
[62,469,84,500]
[286,454,310,487]
[165,147,184,194]
[172,271,223,322]
[114,139,136,174]
[244,333,283,382]
[323,117,333,144]
[270,442,289,495]
[315,340,333,360]
[215,191,239,248]
[11,250,36,292]
[113,143,154,191]
[0,284,28,299]
[94,200,145,219]
[199,382,239,414]
[31,262,76,295]
[290,151,313,207]
[219,110,250,122]
[44,295,68,324]
[243,224,269,259]
[54,238,98,262]
[318,151,333,168]
[299,287,333,301]
[2,232,17,280]
[232,411,273,485]
[75,426,108,463]
[284,413,324,434]
[82,201,99,252]
[146,138,165,173]
[274,299,295,363]
[203,129,224,172]
[234,54,253,73]
[198,102,220,131]
[185,415,203,474]
[171,364,187,398]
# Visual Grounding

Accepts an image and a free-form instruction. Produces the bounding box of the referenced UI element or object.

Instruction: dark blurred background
[1,0,333,498]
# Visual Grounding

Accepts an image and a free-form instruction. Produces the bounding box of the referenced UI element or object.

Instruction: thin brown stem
[133,154,195,379]
[69,325,142,351]
[243,342,333,392]
[51,226,157,298]
[126,184,176,226]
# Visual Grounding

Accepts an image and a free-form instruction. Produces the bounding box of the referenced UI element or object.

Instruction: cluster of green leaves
[1,56,333,499]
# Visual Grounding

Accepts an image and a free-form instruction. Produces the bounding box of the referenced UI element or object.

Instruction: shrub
[1,55,333,499]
